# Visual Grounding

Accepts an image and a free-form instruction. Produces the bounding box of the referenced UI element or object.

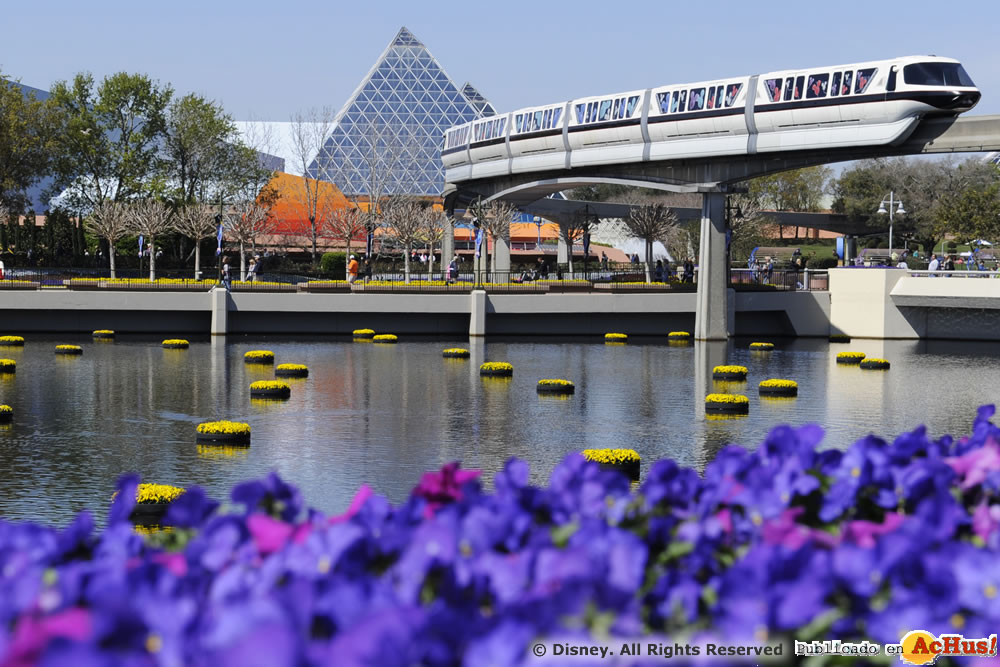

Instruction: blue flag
[475,227,484,258]
[138,235,145,257]
[216,223,224,256]
[583,231,590,258]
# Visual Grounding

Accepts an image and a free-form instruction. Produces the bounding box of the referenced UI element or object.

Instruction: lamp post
[533,216,542,250]
[877,192,906,259]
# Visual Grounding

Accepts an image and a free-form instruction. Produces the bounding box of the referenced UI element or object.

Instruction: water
[1,334,998,526]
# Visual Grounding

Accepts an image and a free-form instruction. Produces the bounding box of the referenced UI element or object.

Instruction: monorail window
[543,109,552,129]
[670,91,679,113]
[657,92,671,114]
[689,88,706,111]
[807,74,829,98]
[552,108,562,126]
[841,71,853,96]
[516,114,524,132]
[793,76,804,100]
[575,105,585,124]
[533,111,543,131]
[599,100,612,121]
[612,98,621,119]
[707,87,716,109]
[855,68,876,94]
[831,72,841,97]
[724,83,741,106]
[678,90,687,112]
[765,79,782,102]
[903,62,975,87]
[783,78,795,102]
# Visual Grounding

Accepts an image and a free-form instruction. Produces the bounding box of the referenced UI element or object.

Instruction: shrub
[320,252,347,277]
[807,256,840,269]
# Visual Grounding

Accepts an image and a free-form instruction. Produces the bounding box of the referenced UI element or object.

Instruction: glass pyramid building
[308,27,495,197]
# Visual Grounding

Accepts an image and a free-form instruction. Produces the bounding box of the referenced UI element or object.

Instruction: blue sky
[2,0,998,121]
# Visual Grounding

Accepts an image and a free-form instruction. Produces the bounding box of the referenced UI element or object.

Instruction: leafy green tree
[749,166,831,238]
[48,72,173,208]
[934,182,1000,245]
[0,71,60,212]
[165,94,238,204]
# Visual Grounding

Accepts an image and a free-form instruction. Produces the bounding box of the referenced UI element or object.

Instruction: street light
[533,216,542,250]
[877,192,906,259]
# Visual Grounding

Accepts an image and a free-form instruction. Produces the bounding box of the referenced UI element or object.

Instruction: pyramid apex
[392,26,422,47]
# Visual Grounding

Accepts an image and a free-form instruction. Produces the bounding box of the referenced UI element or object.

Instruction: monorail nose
[933,91,981,110]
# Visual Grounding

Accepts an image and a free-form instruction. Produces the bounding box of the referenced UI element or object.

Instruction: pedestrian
[448,255,459,283]
[0,257,4,280]
[539,259,549,279]
[222,256,231,290]
[247,258,257,283]
[601,252,608,270]
[347,254,359,284]
[654,259,664,282]
[682,258,694,283]
[928,254,940,275]
[363,255,373,281]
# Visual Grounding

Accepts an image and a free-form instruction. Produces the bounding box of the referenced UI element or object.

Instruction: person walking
[347,254,359,284]
[221,256,232,291]
[682,258,694,283]
[928,254,940,276]
[247,258,257,283]
[448,255,459,283]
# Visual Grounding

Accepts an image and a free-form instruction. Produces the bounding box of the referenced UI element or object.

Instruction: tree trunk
[404,245,412,284]
[109,244,117,279]
[149,236,156,281]
[428,241,434,280]
[194,243,202,280]
[645,237,653,283]
[310,217,318,268]
[240,242,247,281]
[345,240,352,281]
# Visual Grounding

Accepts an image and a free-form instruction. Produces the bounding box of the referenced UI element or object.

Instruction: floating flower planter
[604,333,627,343]
[537,379,575,395]
[0,336,24,346]
[126,483,185,526]
[480,362,513,377]
[0,405,11,424]
[244,350,275,364]
[667,331,691,340]
[712,365,748,381]
[582,448,640,481]
[373,334,398,344]
[860,358,890,370]
[705,393,750,414]
[836,351,866,365]
[92,330,115,339]
[249,380,291,400]
[196,420,251,446]
[275,363,309,378]
[55,344,83,356]
[352,329,375,340]
[162,339,189,349]
[758,378,798,397]
[0,359,14,374]
[749,342,774,350]
[829,334,851,343]
[442,348,470,359]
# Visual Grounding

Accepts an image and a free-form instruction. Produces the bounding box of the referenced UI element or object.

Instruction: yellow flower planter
[0,359,14,374]
[537,379,575,395]
[196,420,251,446]
[0,404,11,424]
[55,344,83,356]
[667,331,691,340]
[705,393,750,415]
[275,363,309,378]
[244,350,275,364]
[749,342,774,350]
[352,329,375,339]
[604,333,628,343]
[480,362,513,377]
[162,339,189,349]
[712,365,748,381]
[442,348,470,359]
[758,378,798,397]
[249,380,291,399]
[373,334,398,343]
[860,358,890,370]
[582,448,640,480]
[0,336,24,346]
[92,329,115,339]
[836,351,866,365]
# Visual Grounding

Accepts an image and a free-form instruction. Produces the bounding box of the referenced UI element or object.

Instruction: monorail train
[442,56,980,183]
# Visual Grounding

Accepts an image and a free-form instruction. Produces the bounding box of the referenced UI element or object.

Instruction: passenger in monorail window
[678,91,687,112]
[599,100,612,121]
[707,87,716,109]
[671,92,679,113]
[794,76,804,100]
[766,79,781,102]
[552,108,562,126]
[831,72,841,97]
[658,92,671,114]
[725,84,740,106]
[627,96,638,116]
[689,89,705,111]
[613,98,621,119]
[841,71,853,96]
[855,68,875,94]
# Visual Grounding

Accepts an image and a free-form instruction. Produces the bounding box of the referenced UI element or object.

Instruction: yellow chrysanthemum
[276,363,308,371]
[749,342,774,350]
[604,333,627,341]
[244,350,275,361]
[582,449,640,464]
[197,420,251,435]
[373,334,398,342]
[92,330,115,335]
[863,357,888,364]
[443,348,470,356]
[55,345,82,351]
[0,359,15,371]
[135,483,185,504]
[249,380,291,391]
[836,351,866,359]
[0,405,11,413]
[668,331,691,337]
[759,379,797,389]
[713,365,748,374]
[480,362,513,371]
[0,336,25,345]
[705,393,750,404]
[537,379,574,387]
[352,329,375,335]
[162,339,189,346]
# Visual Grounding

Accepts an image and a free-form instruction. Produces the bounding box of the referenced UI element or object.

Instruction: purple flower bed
[2,407,1000,665]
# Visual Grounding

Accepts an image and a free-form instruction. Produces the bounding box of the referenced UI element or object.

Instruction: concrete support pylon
[493,235,511,275]
[694,192,731,341]
[441,217,455,278]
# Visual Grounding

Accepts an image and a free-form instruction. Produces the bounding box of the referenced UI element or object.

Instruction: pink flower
[761,507,812,550]
[972,502,1000,543]
[4,607,92,667]
[843,512,905,549]
[247,513,294,555]
[946,440,1000,490]
[329,484,374,525]
[413,462,481,517]
[153,552,188,577]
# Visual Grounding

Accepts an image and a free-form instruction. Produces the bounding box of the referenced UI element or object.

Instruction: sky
[3,0,999,123]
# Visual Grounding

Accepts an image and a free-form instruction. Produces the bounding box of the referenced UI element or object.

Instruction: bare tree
[127,199,174,280]
[557,210,599,278]
[84,201,129,278]
[485,200,517,278]
[420,210,446,279]
[174,203,218,279]
[327,205,367,279]
[289,108,336,266]
[624,201,677,282]
[225,201,274,280]
[383,197,426,283]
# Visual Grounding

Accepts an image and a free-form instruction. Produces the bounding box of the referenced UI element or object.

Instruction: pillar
[493,235,511,276]
[694,192,730,341]
[210,286,229,336]
[441,217,455,279]
[469,289,486,337]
